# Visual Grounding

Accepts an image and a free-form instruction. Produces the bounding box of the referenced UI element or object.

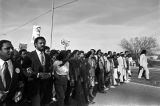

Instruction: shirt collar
[36,49,44,55]
[0,58,4,66]
[0,58,11,66]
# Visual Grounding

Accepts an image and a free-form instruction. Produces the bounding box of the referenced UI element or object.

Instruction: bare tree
[120,36,159,60]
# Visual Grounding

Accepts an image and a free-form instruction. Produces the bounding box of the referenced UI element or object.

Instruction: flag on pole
[61,39,70,50]
[31,25,41,43]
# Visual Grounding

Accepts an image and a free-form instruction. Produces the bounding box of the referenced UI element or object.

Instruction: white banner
[19,43,27,50]
[31,25,41,43]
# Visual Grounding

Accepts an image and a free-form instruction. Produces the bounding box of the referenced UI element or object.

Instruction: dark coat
[27,50,52,103]
[69,58,80,82]
[79,58,90,83]
[0,60,23,104]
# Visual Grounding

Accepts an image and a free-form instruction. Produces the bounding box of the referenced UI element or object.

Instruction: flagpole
[50,0,55,49]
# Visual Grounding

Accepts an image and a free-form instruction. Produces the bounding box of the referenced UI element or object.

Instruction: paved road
[90,82,160,106]
[131,67,160,87]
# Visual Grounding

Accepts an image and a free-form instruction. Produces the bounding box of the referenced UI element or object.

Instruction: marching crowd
[0,37,134,106]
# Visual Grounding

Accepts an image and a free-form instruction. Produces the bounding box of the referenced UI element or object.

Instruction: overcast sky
[0,0,160,52]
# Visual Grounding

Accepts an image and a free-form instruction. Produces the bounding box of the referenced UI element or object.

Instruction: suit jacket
[0,59,22,103]
[27,50,52,99]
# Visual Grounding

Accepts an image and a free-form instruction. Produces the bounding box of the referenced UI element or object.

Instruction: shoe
[124,80,129,83]
[110,86,115,88]
[89,101,95,104]
[104,87,109,91]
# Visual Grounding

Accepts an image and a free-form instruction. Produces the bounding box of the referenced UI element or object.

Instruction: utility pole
[50,0,78,49]
[50,0,55,49]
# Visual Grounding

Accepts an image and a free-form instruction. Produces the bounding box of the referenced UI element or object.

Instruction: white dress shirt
[0,59,13,78]
[0,58,13,88]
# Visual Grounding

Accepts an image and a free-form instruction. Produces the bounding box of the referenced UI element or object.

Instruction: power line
[1,10,52,35]
[1,0,78,36]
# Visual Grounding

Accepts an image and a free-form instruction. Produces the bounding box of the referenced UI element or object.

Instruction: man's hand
[26,67,33,76]
[39,73,51,79]
[0,91,8,102]
[13,91,22,103]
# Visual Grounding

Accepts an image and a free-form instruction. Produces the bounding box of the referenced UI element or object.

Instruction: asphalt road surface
[131,67,160,87]
[90,82,160,106]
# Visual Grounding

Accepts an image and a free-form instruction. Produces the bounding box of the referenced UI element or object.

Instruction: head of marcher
[11,49,19,62]
[56,50,68,62]
[50,50,59,64]
[34,37,46,52]
[0,40,13,61]
[57,50,69,66]
[104,53,108,57]
[85,51,92,59]
[70,50,79,59]
[66,50,71,56]
[121,53,124,57]
[113,52,116,56]
[78,51,85,59]
[19,49,27,59]
[125,51,129,57]
[96,49,101,57]
[113,54,117,59]
[90,49,96,55]
[108,51,112,57]
[120,52,124,57]
[44,46,50,55]
[140,50,147,55]
[117,53,120,57]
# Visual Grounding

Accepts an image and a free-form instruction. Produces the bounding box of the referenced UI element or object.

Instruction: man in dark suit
[27,37,52,106]
[0,40,23,106]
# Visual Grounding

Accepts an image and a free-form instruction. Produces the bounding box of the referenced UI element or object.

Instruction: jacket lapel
[0,77,5,91]
[9,61,17,91]
[33,50,41,66]
[44,53,47,65]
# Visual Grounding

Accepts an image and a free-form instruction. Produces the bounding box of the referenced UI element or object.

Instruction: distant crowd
[0,36,142,106]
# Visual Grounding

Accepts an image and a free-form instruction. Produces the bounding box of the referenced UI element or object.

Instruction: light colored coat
[139,54,148,67]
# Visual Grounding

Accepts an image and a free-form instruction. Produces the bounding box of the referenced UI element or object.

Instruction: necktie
[40,52,45,65]
[3,62,11,90]
[40,53,46,72]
